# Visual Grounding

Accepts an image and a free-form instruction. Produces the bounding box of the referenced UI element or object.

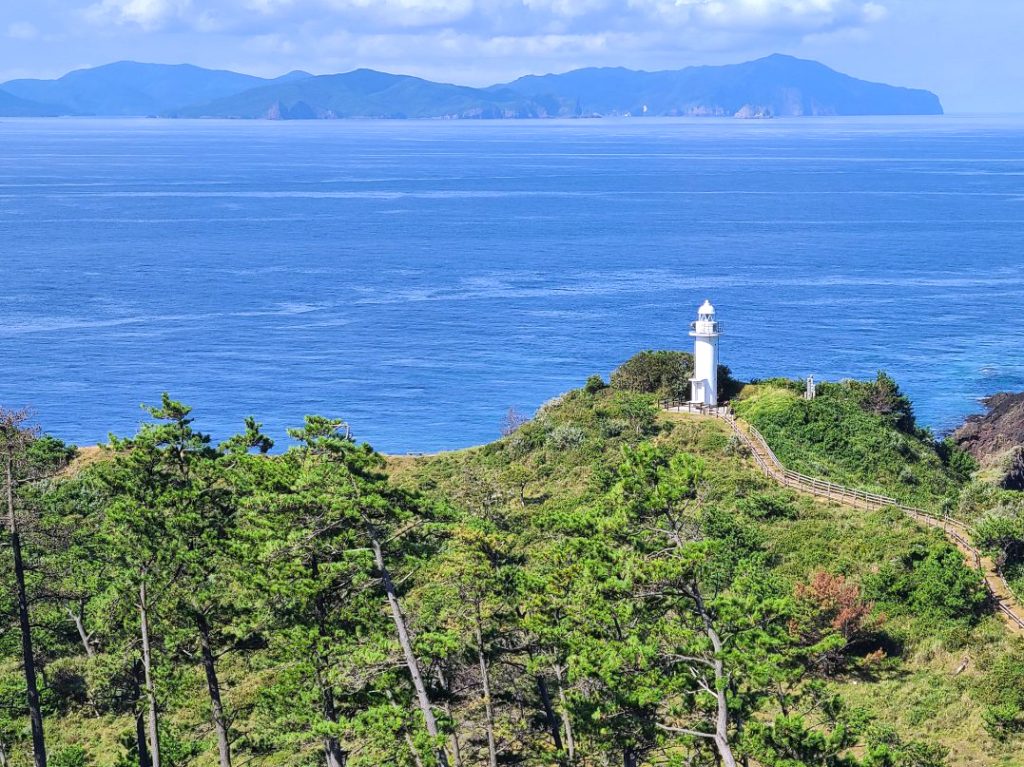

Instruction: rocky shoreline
[953,392,1024,490]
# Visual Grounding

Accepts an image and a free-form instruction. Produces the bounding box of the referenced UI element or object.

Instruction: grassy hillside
[390,388,1024,766]
[728,375,1024,621]
[2,362,1024,767]
[731,377,969,509]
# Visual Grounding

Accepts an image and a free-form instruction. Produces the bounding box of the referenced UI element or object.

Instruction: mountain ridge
[0,55,943,119]
[0,88,64,117]
[500,54,942,117]
[0,61,313,116]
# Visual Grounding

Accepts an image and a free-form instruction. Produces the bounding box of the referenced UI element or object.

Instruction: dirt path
[666,405,1024,634]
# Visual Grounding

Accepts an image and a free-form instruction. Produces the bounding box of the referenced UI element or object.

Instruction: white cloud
[7,21,40,39]
[862,2,887,22]
[66,0,891,86]
[85,0,193,30]
[522,0,613,19]
[80,0,887,36]
[682,0,885,31]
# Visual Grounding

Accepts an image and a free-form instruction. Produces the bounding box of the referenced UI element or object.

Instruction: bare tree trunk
[554,666,576,762]
[139,578,161,767]
[135,704,152,767]
[403,731,425,767]
[442,704,463,767]
[314,665,346,767]
[197,613,232,767]
[661,522,737,767]
[68,605,95,658]
[698,598,737,767]
[435,670,463,767]
[6,455,46,767]
[309,557,347,767]
[535,675,564,754]
[370,534,449,767]
[474,618,498,767]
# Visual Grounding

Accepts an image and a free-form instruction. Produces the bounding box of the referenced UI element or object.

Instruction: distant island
[0,54,943,120]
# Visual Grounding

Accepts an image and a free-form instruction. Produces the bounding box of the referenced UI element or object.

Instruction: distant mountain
[167,69,554,119]
[0,55,942,119]
[272,70,316,84]
[0,88,63,117]
[501,55,943,117]
[0,62,312,116]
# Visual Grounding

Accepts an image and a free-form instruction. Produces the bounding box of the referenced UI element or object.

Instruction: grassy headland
[0,353,1022,767]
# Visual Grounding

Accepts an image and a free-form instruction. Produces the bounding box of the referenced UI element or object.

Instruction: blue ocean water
[2,116,1023,452]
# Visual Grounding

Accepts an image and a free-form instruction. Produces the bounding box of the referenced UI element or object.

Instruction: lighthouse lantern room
[689,299,722,408]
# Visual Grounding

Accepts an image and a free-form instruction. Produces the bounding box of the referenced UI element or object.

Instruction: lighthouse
[689,300,721,408]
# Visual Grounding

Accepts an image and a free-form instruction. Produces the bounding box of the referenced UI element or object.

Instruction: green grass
[732,381,961,509]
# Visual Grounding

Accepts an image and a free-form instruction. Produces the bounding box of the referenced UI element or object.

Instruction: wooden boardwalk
[664,402,1024,633]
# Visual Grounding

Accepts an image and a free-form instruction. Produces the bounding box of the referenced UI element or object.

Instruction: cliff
[954,392,1024,490]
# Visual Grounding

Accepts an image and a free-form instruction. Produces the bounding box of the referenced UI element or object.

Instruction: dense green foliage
[726,375,1024,756]
[960,482,1024,608]
[0,369,1021,767]
[732,376,967,507]
[610,350,738,403]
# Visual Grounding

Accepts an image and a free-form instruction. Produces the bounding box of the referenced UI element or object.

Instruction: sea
[2,116,1023,453]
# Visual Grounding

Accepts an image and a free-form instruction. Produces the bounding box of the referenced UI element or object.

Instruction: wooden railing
[661,399,1024,630]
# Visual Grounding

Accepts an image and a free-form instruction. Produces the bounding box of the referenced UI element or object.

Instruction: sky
[1,0,1020,113]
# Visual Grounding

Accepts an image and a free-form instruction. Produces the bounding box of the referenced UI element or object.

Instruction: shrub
[983,703,1024,741]
[1001,446,1024,491]
[794,570,886,675]
[605,391,659,438]
[898,468,918,486]
[610,350,739,403]
[723,434,748,457]
[505,432,530,458]
[505,420,546,458]
[936,438,978,483]
[25,434,77,472]
[865,542,987,624]
[978,649,1024,741]
[973,507,1024,570]
[44,657,90,711]
[599,419,627,438]
[610,350,694,401]
[744,703,867,767]
[51,746,89,767]
[547,425,586,451]
[738,490,797,520]
[863,724,949,766]
[854,372,917,434]
[584,374,608,394]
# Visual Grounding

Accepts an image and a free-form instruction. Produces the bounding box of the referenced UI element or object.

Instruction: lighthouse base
[690,378,718,408]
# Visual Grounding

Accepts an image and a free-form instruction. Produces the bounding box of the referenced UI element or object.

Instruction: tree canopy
[0,372,1019,766]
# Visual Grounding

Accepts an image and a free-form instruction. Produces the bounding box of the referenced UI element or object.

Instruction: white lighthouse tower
[689,299,721,408]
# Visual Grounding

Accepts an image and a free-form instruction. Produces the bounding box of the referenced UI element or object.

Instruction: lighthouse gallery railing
[689,321,723,333]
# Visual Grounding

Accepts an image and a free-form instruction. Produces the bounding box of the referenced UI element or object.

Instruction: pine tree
[97,395,231,767]
[0,409,50,767]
